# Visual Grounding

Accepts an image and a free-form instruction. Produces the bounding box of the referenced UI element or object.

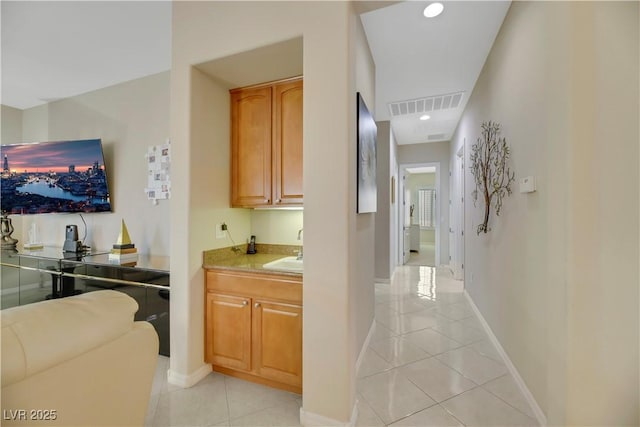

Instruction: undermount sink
[262,256,303,273]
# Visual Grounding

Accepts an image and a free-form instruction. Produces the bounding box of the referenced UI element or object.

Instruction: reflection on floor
[146,266,538,426]
[406,243,436,267]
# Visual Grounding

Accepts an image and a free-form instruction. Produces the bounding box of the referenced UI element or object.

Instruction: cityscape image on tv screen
[0,139,112,215]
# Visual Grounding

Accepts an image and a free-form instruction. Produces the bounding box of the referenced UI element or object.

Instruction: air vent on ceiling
[428,133,446,141]
[388,92,464,117]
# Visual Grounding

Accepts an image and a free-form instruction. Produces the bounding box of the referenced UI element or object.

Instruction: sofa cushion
[1,290,139,387]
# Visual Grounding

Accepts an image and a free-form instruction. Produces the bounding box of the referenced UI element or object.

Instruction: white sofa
[1,290,159,426]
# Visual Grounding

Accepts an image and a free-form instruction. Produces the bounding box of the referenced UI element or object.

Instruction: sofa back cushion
[1,290,139,387]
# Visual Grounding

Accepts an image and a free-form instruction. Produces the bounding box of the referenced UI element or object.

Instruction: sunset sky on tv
[1,139,105,173]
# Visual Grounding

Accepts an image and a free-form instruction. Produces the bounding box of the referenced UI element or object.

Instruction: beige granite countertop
[202,244,302,276]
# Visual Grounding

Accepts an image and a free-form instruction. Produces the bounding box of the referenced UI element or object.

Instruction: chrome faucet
[296,229,303,260]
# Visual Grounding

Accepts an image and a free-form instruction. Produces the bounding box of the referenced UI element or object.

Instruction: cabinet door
[231,86,272,207]
[206,293,252,371]
[252,300,302,387]
[273,80,303,205]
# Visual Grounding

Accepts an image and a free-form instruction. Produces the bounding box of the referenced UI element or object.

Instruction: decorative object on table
[356,92,377,214]
[63,224,83,253]
[0,211,18,249]
[145,139,171,205]
[23,222,43,249]
[470,121,515,234]
[109,220,138,264]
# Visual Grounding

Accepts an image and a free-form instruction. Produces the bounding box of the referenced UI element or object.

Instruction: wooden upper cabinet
[230,78,303,208]
[231,86,272,207]
[273,79,303,205]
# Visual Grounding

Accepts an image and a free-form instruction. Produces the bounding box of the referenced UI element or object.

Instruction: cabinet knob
[254,303,261,308]
[242,300,248,306]
[265,199,270,203]
[275,199,281,203]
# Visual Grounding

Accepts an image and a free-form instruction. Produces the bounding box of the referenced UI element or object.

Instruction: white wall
[4,72,171,255]
[171,2,376,423]
[450,2,638,424]
[397,141,450,265]
[250,210,303,245]
[349,4,376,406]
[1,105,23,144]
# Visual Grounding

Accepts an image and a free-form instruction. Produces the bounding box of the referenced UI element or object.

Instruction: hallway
[356,266,538,426]
[145,265,538,426]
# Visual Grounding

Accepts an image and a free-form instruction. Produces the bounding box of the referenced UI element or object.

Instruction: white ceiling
[1,0,508,148]
[1,1,171,110]
[361,1,510,145]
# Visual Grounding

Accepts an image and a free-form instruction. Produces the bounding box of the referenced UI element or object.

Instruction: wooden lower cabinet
[205,269,302,393]
[253,300,302,387]
[205,293,251,371]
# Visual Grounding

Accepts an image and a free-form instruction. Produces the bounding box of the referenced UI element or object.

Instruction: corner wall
[450,2,638,424]
[171,2,376,423]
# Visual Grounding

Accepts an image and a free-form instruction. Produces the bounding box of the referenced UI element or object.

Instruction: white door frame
[452,144,465,280]
[398,162,441,266]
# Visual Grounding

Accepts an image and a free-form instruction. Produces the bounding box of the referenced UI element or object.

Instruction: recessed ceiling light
[420,115,431,121]
[423,2,444,18]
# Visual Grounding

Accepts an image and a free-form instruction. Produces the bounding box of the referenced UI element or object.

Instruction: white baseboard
[300,403,358,427]
[167,363,211,388]
[464,291,547,426]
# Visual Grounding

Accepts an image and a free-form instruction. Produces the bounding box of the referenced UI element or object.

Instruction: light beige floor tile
[153,373,229,427]
[400,357,477,402]
[357,348,393,378]
[432,319,487,344]
[467,339,503,363]
[144,391,160,427]
[369,335,431,367]
[435,302,475,321]
[386,296,437,314]
[358,370,437,425]
[355,396,385,427]
[441,387,538,426]
[403,328,464,355]
[386,310,448,335]
[388,405,465,426]
[457,315,484,331]
[225,375,300,419]
[150,355,169,396]
[370,321,397,341]
[482,374,537,419]
[436,347,507,385]
[229,399,301,427]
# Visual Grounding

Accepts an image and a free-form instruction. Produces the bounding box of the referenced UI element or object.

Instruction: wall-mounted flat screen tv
[0,139,112,214]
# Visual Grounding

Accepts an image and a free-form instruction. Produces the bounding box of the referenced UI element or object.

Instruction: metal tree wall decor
[470,121,515,234]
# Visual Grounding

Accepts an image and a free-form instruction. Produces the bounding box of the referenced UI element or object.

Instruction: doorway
[399,162,440,267]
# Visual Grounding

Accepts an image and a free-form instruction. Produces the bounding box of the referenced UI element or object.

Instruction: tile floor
[406,244,436,267]
[146,265,539,426]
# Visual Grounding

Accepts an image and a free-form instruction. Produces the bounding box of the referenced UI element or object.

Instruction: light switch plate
[519,176,536,193]
[215,223,225,239]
